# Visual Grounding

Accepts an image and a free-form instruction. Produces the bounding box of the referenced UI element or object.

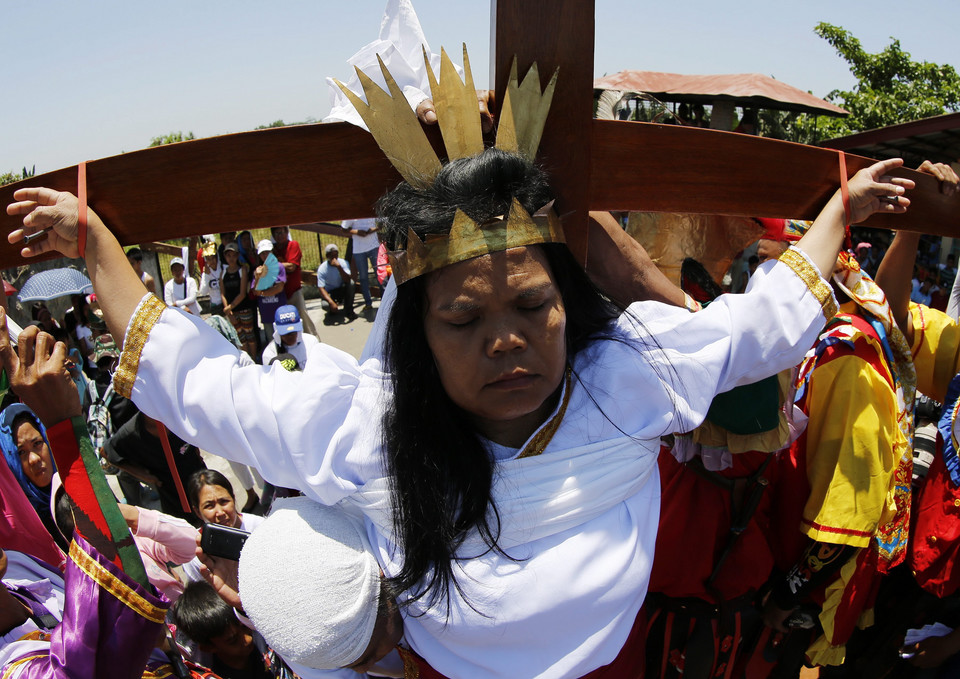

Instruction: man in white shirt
[163,257,201,315]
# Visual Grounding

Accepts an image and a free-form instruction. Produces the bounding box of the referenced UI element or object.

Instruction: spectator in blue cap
[261,304,320,370]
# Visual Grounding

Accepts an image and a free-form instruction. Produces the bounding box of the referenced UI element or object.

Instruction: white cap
[257,239,275,255]
[169,257,185,269]
[239,497,381,669]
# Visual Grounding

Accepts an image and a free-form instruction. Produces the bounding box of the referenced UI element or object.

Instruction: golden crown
[334,45,562,284]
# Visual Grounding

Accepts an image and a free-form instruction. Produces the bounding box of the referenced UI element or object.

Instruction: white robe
[124,251,831,678]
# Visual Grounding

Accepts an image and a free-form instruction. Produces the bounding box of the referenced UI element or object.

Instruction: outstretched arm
[875,161,959,341]
[7,189,147,344]
[585,211,686,308]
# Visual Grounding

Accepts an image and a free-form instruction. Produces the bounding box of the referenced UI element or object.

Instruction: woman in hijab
[0,403,65,551]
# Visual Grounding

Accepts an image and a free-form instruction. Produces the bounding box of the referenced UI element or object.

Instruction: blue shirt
[317,258,351,290]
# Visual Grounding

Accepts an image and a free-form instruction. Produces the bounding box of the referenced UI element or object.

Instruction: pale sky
[2,1,957,175]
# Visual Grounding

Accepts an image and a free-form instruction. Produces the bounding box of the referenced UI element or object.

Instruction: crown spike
[448,208,488,256]
[334,58,441,187]
[425,45,484,160]
[495,58,558,159]
[505,198,542,245]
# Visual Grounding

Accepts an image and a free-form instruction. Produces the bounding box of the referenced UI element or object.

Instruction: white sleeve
[163,280,176,307]
[182,278,198,307]
[198,271,211,296]
[117,297,385,505]
[583,246,835,436]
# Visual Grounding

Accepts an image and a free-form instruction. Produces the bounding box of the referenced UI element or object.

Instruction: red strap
[77,161,88,258]
[153,419,192,514]
[837,152,852,251]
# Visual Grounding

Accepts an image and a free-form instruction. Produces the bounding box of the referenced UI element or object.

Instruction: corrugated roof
[594,70,848,117]
[820,112,960,167]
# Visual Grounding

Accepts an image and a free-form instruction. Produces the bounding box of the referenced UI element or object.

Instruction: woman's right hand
[6,188,85,259]
[844,158,915,225]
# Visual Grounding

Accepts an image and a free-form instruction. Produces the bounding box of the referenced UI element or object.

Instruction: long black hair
[377,149,625,613]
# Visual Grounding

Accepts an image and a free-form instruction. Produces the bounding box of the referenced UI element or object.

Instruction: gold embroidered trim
[142,665,176,679]
[396,646,421,679]
[683,292,702,313]
[113,294,167,399]
[778,248,838,320]
[2,655,47,679]
[69,540,167,624]
[517,368,572,459]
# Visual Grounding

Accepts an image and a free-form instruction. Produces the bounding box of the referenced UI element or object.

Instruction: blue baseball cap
[275,305,303,335]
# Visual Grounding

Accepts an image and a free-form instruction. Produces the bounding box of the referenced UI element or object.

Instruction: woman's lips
[488,372,536,389]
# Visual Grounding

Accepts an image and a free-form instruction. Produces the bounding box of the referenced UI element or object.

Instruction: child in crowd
[172,581,298,679]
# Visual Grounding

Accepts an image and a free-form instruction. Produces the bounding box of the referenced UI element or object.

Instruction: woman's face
[423,246,567,447]
[240,233,253,250]
[195,484,239,527]
[14,420,53,488]
[224,249,239,267]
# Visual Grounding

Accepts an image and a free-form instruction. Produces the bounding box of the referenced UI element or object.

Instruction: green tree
[149,131,195,147]
[254,117,317,130]
[1,165,36,187]
[811,23,960,139]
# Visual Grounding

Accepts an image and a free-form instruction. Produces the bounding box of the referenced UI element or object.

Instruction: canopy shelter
[0,0,956,271]
[594,70,848,118]
[821,112,960,168]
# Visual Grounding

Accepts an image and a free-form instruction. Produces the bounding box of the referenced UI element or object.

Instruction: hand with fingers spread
[5,188,92,259]
[0,308,80,427]
[845,158,915,225]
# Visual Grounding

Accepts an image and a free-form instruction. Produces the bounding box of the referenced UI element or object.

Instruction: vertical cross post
[493,0,596,260]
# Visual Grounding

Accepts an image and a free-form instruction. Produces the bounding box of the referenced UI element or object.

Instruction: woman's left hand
[846,158,915,224]
[6,188,84,259]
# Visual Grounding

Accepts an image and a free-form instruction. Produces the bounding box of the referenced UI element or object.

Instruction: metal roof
[593,70,848,117]
[819,112,960,167]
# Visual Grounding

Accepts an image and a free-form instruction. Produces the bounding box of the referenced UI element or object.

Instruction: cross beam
[0,0,957,269]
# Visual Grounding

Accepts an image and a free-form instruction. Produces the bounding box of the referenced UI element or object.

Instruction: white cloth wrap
[239,497,380,670]
[125,252,832,678]
[324,0,460,130]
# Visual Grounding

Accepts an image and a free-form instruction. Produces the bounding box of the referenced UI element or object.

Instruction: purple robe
[0,534,169,678]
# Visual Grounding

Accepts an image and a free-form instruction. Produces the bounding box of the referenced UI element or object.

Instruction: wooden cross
[1,0,957,269]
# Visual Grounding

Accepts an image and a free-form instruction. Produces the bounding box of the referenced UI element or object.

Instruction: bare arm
[874,230,922,344]
[143,272,156,295]
[874,161,959,342]
[585,211,686,308]
[255,280,284,298]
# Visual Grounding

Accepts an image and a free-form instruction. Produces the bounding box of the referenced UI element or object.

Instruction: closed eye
[448,317,477,328]
[520,302,547,312]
